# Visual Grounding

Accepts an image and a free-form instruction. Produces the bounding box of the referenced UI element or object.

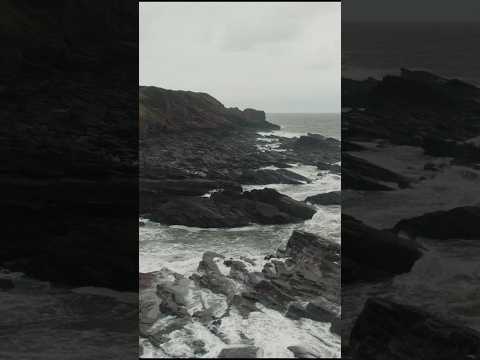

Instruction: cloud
[140,2,340,113]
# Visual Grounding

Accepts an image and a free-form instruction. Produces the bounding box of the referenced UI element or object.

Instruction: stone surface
[350,298,480,360]
[342,215,422,284]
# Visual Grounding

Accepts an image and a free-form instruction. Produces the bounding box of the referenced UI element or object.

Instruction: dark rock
[330,317,341,335]
[190,252,237,297]
[287,345,320,358]
[350,298,480,360]
[140,86,278,135]
[342,153,410,191]
[342,215,423,284]
[285,297,339,324]
[317,162,341,174]
[149,188,315,228]
[393,206,480,240]
[305,191,341,205]
[218,346,263,358]
[239,168,310,185]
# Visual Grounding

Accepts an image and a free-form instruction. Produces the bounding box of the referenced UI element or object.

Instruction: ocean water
[140,115,341,358]
[342,22,480,347]
[266,113,341,140]
[343,22,480,85]
[342,141,480,346]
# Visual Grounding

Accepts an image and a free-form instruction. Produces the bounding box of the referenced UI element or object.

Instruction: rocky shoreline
[139,87,341,357]
[342,69,480,358]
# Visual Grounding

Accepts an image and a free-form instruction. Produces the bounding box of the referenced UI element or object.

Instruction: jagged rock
[342,153,410,191]
[239,168,310,185]
[393,206,480,240]
[140,86,279,135]
[217,346,263,358]
[342,215,422,284]
[149,188,315,228]
[139,269,189,336]
[317,162,341,174]
[350,298,480,360]
[287,345,321,358]
[305,191,341,205]
[285,297,339,324]
[190,252,238,297]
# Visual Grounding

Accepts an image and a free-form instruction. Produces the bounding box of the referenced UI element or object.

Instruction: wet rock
[139,268,189,336]
[342,153,410,191]
[317,161,341,174]
[350,298,480,360]
[149,188,315,228]
[217,346,263,358]
[230,294,258,318]
[285,297,339,323]
[330,317,341,336]
[287,345,321,358]
[342,215,422,284]
[305,191,341,205]
[239,168,310,185]
[190,252,238,297]
[148,316,192,347]
[393,206,480,240]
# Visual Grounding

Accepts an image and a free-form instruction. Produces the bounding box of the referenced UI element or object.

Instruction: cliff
[139,86,279,135]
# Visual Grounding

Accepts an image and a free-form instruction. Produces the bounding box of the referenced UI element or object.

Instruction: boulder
[342,153,410,191]
[350,298,480,360]
[342,215,422,284]
[393,206,480,240]
[239,168,310,185]
[217,346,263,358]
[149,188,315,228]
[305,191,341,205]
[190,252,238,297]
[287,345,321,358]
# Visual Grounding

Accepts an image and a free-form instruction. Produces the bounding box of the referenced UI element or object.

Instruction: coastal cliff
[140,86,279,135]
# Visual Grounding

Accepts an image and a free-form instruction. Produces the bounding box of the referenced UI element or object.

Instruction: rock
[317,162,341,174]
[148,316,192,347]
[239,168,310,185]
[217,346,263,358]
[140,86,279,135]
[139,268,189,336]
[241,188,316,221]
[342,153,410,191]
[305,191,341,205]
[190,252,238,297]
[393,206,480,240]
[330,317,341,335]
[287,345,321,358]
[149,188,315,228]
[342,215,423,284]
[350,298,480,360]
[285,297,339,323]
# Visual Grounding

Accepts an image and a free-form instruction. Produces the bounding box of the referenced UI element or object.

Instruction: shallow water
[140,130,341,357]
[342,143,480,345]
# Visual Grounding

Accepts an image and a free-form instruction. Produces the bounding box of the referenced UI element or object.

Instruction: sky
[343,0,480,22]
[140,2,341,113]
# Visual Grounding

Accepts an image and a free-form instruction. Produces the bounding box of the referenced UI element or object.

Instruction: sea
[140,113,341,358]
[342,22,480,347]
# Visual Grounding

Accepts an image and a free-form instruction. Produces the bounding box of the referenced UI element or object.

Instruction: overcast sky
[140,2,340,113]
[343,0,480,22]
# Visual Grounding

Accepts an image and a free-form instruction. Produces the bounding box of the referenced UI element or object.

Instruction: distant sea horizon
[266,112,341,140]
